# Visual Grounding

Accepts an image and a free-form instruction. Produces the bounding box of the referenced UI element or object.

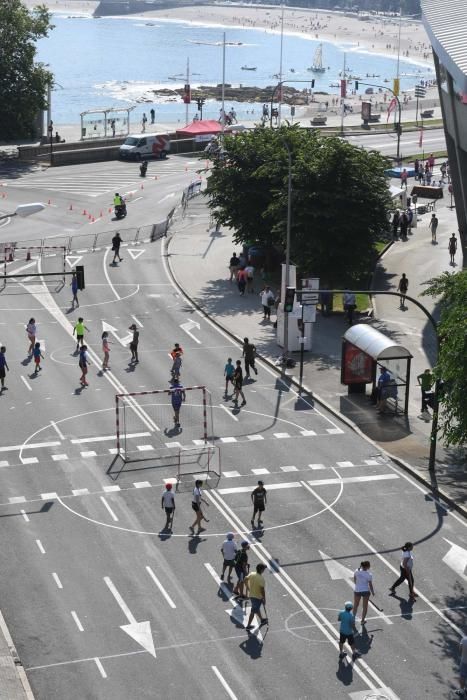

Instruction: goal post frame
[176,444,221,487]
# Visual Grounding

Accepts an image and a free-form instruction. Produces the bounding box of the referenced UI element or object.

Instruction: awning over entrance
[343,324,412,361]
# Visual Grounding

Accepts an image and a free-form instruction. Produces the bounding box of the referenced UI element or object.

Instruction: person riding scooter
[113,192,127,219]
[140,160,148,177]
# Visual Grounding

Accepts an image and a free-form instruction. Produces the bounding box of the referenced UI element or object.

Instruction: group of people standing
[228,251,277,320]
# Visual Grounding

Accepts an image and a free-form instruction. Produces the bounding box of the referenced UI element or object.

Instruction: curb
[165,230,467,523]
[0,610,35,699]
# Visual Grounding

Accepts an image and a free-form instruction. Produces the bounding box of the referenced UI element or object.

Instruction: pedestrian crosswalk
[2,160,200,198]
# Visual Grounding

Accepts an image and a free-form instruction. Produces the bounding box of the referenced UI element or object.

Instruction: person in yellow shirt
[73,317,90,351]
[245,563,267,630]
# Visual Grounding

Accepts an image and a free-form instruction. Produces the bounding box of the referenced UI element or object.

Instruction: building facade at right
[422,0,467,259]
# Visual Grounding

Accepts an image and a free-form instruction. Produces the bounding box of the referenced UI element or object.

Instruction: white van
[119,132,170,160]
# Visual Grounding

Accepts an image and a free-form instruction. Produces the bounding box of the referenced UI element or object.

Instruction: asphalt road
[0,152,465,700]
[346,127,447,158]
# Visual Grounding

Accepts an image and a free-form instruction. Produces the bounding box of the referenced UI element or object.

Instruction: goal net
[115,385,214,467]
[1,243,67,292]
[177,444,221,489]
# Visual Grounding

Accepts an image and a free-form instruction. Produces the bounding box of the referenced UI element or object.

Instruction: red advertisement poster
[342,342,373,384]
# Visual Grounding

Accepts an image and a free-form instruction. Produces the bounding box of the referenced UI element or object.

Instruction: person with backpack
[233,540,250,598]
[397,273,409,308]
[251,480,267,529]
[242,337,258,379]
[220,532,238,581]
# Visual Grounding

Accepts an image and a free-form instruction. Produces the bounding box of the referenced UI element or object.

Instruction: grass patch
[375,240,389,255]
[332,292,370,313]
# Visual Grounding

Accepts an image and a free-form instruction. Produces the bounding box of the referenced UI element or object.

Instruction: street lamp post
[282,140,292,362]
[0,203,45,222]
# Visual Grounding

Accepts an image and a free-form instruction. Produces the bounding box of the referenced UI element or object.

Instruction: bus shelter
[80,106,135,140]
[341,324,413,415]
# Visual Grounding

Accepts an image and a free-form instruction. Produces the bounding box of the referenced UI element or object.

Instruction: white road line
[219,482,301,495]
[94,658,107,679]
[218,404,239,421]
[72,488,89,496]
[20,509,29,522]
[309,464,326,470]
[336,461,354,467]
[131,314,144,328]
[247,435,264,441]
[52,454,69,461]
[220,437,237,444]
[41,492,58,500]
[137,445,154,452]
[21,457,38,464]
[103,485,121,493]
[71,432,151,444]
[223,471,241,478]
[81,451,97,458]
[21,376,32,391]
[281,465,298,472]
[273,432,290,439]
[100,496,119,522]
[50,421,65,440]
[0,461,9,467]
[52,573,63,589]
[36,540,46,554]
[103,246,122,301]
[9,496,27,504]
[309,474,398,486]
[211,666,238,700]
[0,441,60,453]
[251,468,270,475]
[134,481,151,489]
[71,611,84,632]
[146,566,177,609]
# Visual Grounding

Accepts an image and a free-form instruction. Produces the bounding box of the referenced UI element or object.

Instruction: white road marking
[134,481,151,489]
[94,657,107,679]
[281,465,298,472]
[180,319,201,344]
[41,492,58,500]
[103,247,122,301]
[273,432,290,439]
[9,496,27,504]
[21,457,38,464]
[146,566,177,609]
[442,539,467,581]
[220,437,237,444]
[300,430,316,436]
[211,666,238,700]
[309,464,326,470]
[219,404,239,421]
[223,471,241,478]
[71,432,151,444]
[81,451,97,458]
[251,468,270,475]
[103,485,121,493]
[364,459,381,466]
[137,445,154,452]
[131,314,144,327]
[21,376,32,391]
[0,441,60,452]
[247,435,264,441]
[20,509,29,522]
[327,428,344,434]
[50,421,65,440]
[72,489,89,496]
[219,482,302,495]
[52,454,69,461]
[100,496,119,522]
[127,249,146,261]
[336,461,354,468]
[164,441,182,448]
[52,573,63,589]
[71,611,84,632]
[36,540,46,554]
[104,576,156,658]
[349,690,400,700]
[65,255,83,269]
[309,474,398,487]
[0,461,9,467]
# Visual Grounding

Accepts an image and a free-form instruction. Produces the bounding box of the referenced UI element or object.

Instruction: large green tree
[206,125,391,285]
[422,270,467,447]
[0,0,53,140]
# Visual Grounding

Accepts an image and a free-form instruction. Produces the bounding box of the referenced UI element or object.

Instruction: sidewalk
[0,611,34,699]
[167,188,466,516]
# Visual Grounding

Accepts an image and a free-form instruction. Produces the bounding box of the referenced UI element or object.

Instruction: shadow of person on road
[158,527,172,543]
[356,625,375,656]
[188,534,206,554]
[390,590,415,620]
[239,632,263,659]
[336,655,353,686]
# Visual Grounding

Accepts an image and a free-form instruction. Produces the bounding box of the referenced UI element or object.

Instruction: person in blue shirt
[170,382,186,428]
[338,601,360,661]
[0,346,9,391]
[71,271,79,309]
[376,366,392,414]
[224,357,235,395]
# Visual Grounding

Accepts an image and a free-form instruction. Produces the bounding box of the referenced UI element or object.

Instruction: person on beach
[353,561,375,625]
[150,108,155,124]
[26,318,36,355]
[190,479,209,533]
[142,112,147,132]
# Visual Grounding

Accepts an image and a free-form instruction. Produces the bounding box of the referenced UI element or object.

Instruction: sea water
[37,14,434,126]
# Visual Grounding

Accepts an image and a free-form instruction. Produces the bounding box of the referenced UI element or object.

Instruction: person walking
[0,346,9,392]
[161,483,175,530]
[389,541,417,600]
[171,351,182,382]
[220,532,238,581]
[237,267,247,296]
[449,233,458,265]
[112,232,123,263]
[417,368,434,413]
[78,345,90,387]
[343,290,357,325]
[338,601,360,661]
[353,561,375,625]
[400,168,408,189]
[260,286,275,320]
[233,540,250,598]
[454,635,467,697]
[245,563,268,630]
[150,107,155,125]
[251,480,267,529]
[128,324,139,363]
[399,210,408,240]
[32,342,44,374]
[245,262,255,293]
[26,318,36,355]
[141,112,148,132]
[101,331,111,370]
[397,273,409,308]
[242,337,258,379]
[232,360,246,406]
[71,271,79,308]
[170,381,185,428]
[224,357,235,396]
[392,210,400,240]
[190,479,209,534]
[429,213,438,243]
[229,252,240,282]
[73,317,89,351]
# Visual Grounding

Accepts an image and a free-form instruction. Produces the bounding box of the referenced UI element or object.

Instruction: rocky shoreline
[152,84,313,105]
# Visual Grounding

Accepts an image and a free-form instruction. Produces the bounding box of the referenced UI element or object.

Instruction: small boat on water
[241,65,257,71]
[307,43,326,73]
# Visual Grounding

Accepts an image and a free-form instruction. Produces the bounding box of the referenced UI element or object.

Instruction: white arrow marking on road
[180,319,201,344]
[319,551,393,625]
[104,576,156,658]
[127,249,145,261]
[204,562,263,640]
[443,539,467,581]
[65,255,83,269]
[102,321,133,347]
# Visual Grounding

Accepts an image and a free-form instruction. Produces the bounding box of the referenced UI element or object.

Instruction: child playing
[171,351,182,381]
[33,342,44,374]
[224,357,235,395]
[102,331,111,370]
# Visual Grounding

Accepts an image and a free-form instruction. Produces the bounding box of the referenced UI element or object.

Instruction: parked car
[119,132,170,160]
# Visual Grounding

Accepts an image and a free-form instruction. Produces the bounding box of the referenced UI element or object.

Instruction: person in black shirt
[242,337,258,378]
[251,480,267,528]
[232,360,246,406]
[129,324,139,363]
[112,232,123,263]
[233,541,250,598]
[229,253,240,282]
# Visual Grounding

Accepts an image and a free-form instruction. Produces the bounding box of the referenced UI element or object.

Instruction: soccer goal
[177,444,221,488]
[1,243,67,292]
[115,385,214,466]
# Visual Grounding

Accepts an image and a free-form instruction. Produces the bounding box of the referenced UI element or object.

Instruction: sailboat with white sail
[307,43,326,73]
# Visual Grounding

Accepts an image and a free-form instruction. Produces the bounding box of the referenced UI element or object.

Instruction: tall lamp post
[282,140,292,361]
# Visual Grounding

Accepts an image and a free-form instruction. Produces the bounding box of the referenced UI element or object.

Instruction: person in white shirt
[161,483,175,530]
[220,532,238,581]
[455,636,467,697]
[260,286,275,320]
[343,290,356,325]
[190,479,210,534]
[353,561,375,625]
[245,264,255,293]
[390,541,416,600]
